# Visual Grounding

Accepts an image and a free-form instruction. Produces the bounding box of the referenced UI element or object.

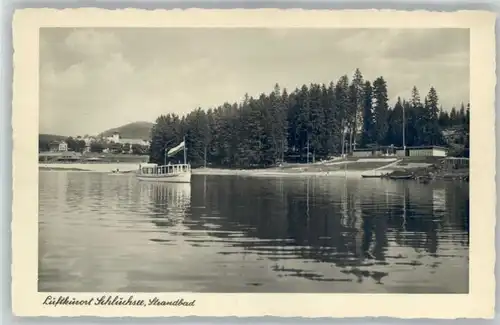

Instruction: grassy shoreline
[39,157,468,181]
[39,166,90,172]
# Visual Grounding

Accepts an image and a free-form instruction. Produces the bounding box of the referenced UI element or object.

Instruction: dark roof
[353,147,390,152]
[49,140,67,145]
[39,152,63,157]
[57,157,80,161]
[354,145,448,151]
[352,148,376,152]
[406,146,447,150]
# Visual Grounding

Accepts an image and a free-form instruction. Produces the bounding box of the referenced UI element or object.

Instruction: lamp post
[402,103,406,156]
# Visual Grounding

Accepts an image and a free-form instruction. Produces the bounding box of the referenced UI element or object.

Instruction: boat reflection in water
[139,182,191,230]
[38,171,469,293]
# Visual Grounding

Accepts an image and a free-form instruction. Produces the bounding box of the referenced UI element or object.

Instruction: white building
[107,132,149,146]
[352,149,375,158]
[408,146,447,157]
[396,146,447,157]
[120,138,150,146]
[49,141,68,152]
[395,148,406,157]
[107,132,121,143]
[355,146,447,158]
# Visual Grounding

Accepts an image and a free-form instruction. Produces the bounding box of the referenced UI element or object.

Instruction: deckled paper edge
[11,8,496,318]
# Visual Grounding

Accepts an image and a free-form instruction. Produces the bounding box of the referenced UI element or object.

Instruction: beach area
[39,163,141,173]
[39,157,453,179]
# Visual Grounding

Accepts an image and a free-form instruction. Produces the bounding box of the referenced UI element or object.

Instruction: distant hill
[39,133,67,143]
[99,121,154,140]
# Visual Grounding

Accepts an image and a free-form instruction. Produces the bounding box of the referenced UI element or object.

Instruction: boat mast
[402,103,406,156]
[306,136,310,164]
[183,136,187,165]
[204,145,207,168]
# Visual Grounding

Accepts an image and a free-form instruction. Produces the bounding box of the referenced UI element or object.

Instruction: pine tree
[438,108,450,128]
[322,82,338,155]
[360,81,374,147]
[372,77,389,146]
[385,97,404,146]
[309,83,325,157]
[449,106,457,125]
[148,71,462,167]
[350,69,365,147]
[334,75,349,155]
[411,86,421,108]
[423,87,443,145]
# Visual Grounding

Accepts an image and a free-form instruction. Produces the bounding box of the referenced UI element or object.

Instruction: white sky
[40,28,469,136]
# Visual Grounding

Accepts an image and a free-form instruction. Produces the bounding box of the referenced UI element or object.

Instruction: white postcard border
[11,9,496,318]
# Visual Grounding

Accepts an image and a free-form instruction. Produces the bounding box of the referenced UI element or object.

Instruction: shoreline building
[352,145,447,158]
[49,140,68,152]
[107,132,150,153]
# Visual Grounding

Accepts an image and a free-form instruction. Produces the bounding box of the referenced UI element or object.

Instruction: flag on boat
[166,141,185,157]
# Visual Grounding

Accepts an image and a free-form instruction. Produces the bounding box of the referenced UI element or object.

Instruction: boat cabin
[139,163,191,175]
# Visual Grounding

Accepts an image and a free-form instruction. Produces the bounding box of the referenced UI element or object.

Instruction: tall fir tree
[372,77,389,146]
[423,87,443,145]
[360,81,374,147]
[334,75,350,155]
[350,68,365,148]
[148,69,468,167]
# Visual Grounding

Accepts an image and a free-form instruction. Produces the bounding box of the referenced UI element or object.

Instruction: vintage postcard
[12,9,495,318]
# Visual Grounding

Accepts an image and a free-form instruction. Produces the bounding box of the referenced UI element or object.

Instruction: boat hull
[389,175,413,180]
[137,172,191,183]
[361,175,382,179]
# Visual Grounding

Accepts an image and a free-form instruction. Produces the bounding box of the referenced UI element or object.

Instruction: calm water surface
[39,171,469,293]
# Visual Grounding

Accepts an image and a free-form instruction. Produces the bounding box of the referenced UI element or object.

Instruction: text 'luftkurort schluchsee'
[43,295,196,307]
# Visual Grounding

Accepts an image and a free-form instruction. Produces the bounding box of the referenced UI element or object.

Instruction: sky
[40,28,469,136]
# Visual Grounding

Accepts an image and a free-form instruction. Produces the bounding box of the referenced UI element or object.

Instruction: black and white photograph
[38,26,471,293]
[11,9,495,318]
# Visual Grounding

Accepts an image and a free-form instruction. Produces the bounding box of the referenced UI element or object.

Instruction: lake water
[39,171,469,293]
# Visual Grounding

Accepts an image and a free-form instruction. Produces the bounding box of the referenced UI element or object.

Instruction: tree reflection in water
[145,175,469,288]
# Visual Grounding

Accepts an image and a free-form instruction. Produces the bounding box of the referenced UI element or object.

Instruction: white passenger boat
[137,163,191,183]
[136,138,192,183]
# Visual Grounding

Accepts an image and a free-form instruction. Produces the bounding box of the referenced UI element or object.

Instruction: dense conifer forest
[149,69,470,168]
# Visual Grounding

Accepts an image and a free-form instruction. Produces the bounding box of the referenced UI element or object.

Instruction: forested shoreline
[149,69,470,168]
